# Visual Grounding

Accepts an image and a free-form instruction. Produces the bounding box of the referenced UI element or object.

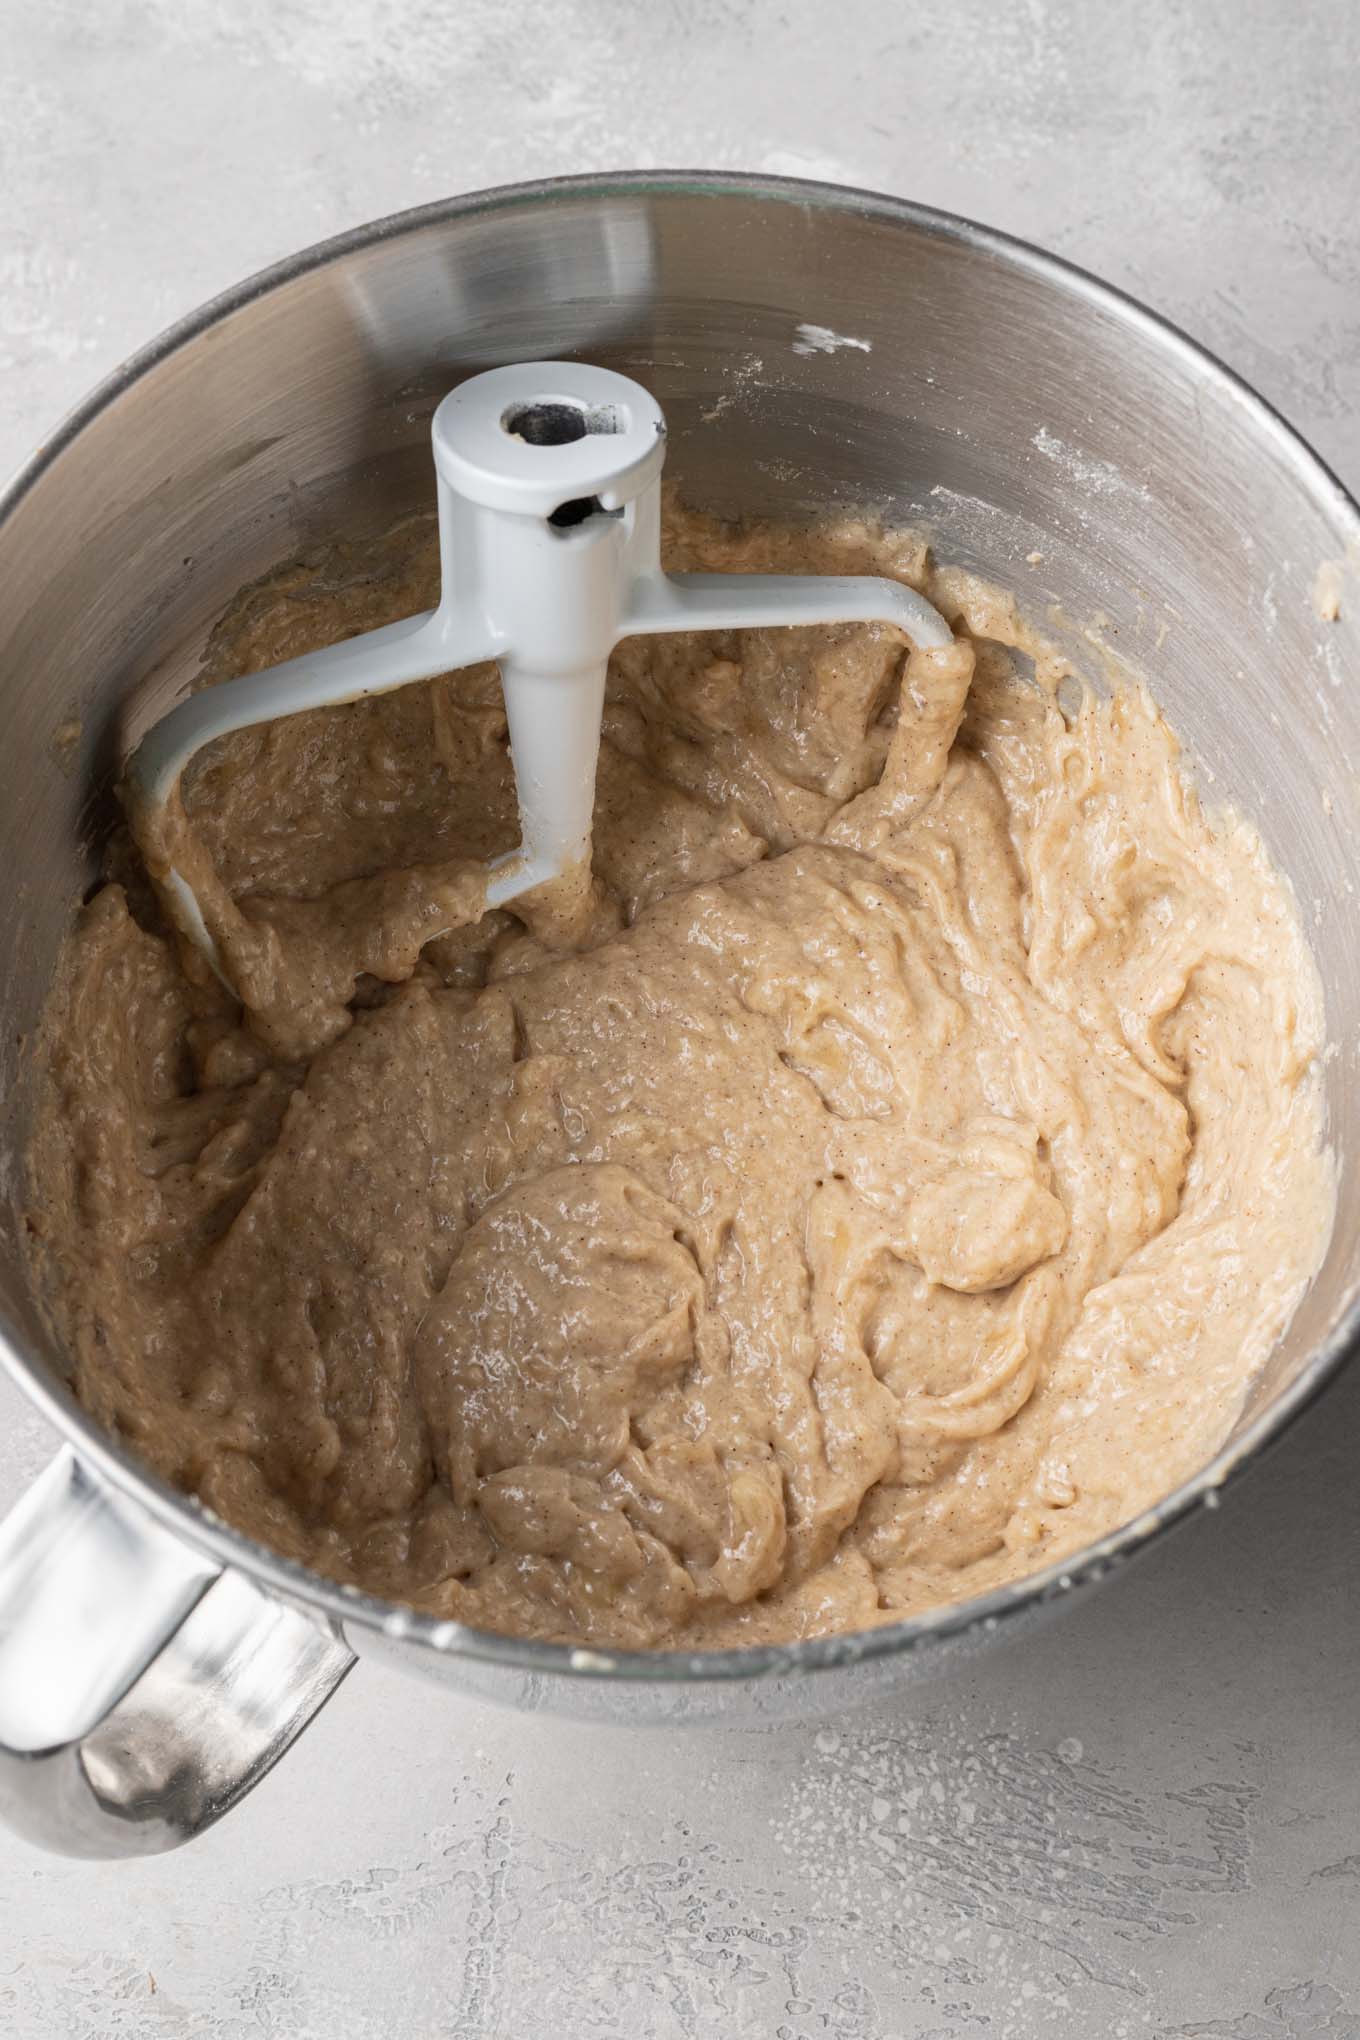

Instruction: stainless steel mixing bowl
[1,173,1357,1858]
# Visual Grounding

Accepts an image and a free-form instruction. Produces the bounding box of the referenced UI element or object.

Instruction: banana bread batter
[24,506,1333,1648]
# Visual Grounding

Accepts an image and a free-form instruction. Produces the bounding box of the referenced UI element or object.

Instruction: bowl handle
[0,1448,355,1856]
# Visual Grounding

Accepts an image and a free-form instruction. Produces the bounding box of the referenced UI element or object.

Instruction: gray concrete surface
[2,1,1358,2034]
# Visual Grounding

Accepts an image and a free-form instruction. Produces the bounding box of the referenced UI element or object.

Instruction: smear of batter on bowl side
[24,501,1334,1649]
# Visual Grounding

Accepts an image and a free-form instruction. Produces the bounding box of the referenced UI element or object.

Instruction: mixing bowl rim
[3,168,1357,1686]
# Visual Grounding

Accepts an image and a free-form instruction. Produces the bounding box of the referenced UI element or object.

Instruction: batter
[24,504,1333,1648]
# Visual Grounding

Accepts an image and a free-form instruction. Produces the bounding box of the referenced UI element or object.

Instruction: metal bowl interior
[2,172,1358,1714]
